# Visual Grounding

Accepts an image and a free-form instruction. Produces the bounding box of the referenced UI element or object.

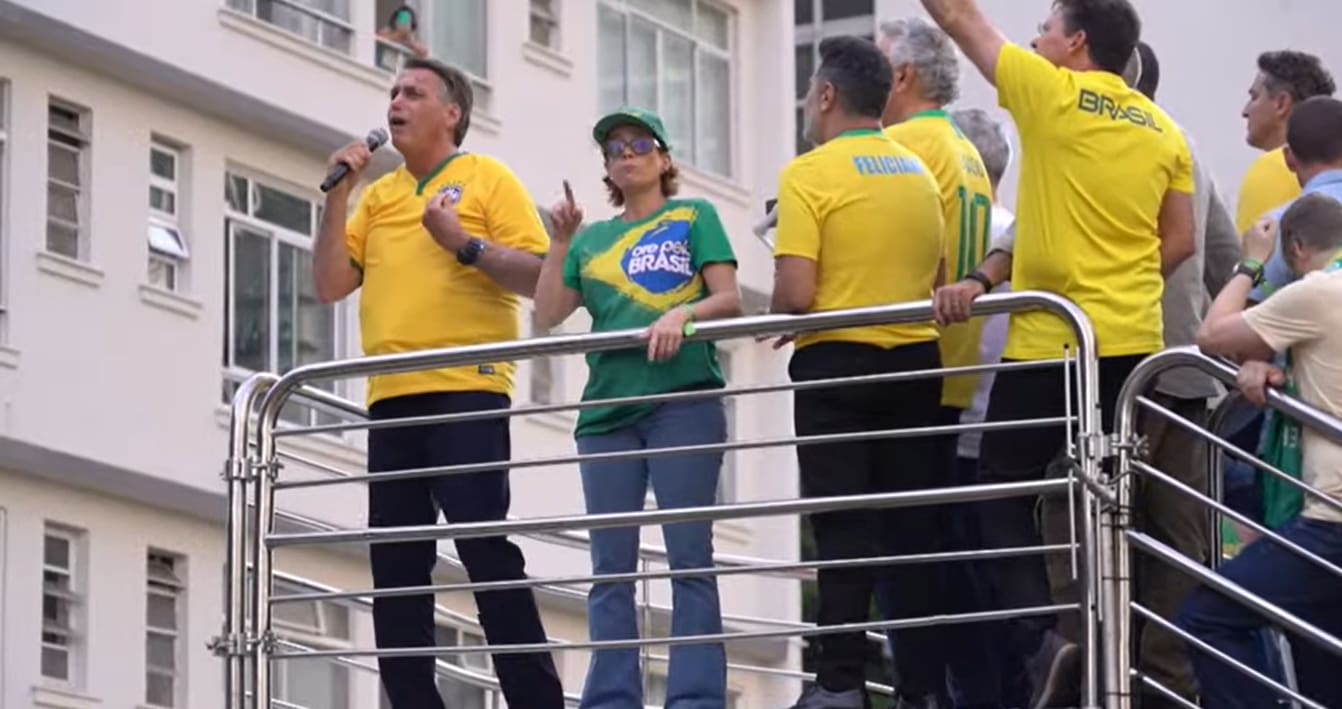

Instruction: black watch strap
[963,270,994,292]
[456,237,487,266]
[1236,259,1265,287]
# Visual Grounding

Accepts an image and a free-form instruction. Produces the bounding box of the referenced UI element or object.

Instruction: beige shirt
[1244,269,1342,523]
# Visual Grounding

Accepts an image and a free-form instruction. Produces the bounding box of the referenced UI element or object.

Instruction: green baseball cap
[592,107,672,151]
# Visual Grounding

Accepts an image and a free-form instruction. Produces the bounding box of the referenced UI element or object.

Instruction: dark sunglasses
[603,137,659,159]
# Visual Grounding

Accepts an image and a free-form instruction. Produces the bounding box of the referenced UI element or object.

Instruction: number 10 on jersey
[954,186,993,281]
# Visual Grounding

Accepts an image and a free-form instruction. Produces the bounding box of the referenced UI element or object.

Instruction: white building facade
[0,1,803,708]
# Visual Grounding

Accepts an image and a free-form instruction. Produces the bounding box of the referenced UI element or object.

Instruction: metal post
[223,373,275,709]
[252,387,288,709]
[1069,339,1103,709]
[640,552,653,696]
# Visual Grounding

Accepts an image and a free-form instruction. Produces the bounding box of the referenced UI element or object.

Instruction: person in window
[377,4,428,66]
[533,108,741,709]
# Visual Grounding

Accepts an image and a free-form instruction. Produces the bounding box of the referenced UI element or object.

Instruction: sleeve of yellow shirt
[345,184,375,269]
[1169,133,1195,195]
[483,159,550,257]
[993,42,1068,127]
[773,161,823,261]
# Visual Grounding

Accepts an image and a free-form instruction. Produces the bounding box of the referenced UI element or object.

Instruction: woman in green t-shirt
[533,108,742,707]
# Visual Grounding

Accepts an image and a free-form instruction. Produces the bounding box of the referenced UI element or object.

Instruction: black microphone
[320,128,389,193]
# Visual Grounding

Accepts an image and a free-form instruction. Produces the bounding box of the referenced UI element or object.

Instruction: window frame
[46,99,91,261]
[222,168,343,427]
[228,0,356,55]
[597,0,737,177]
[145,550,186,708]
[529,0,561,50]
[148,140,190,292]
[793,0,876,155]
[0,80,9,321]
[41,524,84,687]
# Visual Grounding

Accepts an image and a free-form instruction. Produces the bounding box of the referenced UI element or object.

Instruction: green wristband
[680,305,696,336]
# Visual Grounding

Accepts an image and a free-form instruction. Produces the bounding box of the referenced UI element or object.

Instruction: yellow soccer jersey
[995,42,1194,361]
[1236,147,1301,235]
[346,152,549,405]
[887,111,995,409]
[774,128,943,350]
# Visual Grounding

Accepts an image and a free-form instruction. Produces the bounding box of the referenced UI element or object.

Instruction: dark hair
[1258,51,1336,103]
[1055,0,1141,75]
[402,57,473,146]
[603,162,680,207]
[1135,41,1160,100]
[1287,96,1342,166]
[1279,192,1342,254]
[386,4,417,31]
[814,35,893,120]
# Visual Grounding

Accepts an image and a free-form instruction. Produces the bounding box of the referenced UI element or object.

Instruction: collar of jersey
[906,109,950,122]
[413,151,470,195]
[835,128,882,140]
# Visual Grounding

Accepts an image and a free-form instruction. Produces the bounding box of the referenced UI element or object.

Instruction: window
[425,0,487,80]
[271,578,351,709]
[41,525,83,685]
[529,0,560,49]
[598,0,734,177]
[223,171,339,426]
[227,0,353,54]
[146,552,185,707]
[47,101,90,260]
[148,141,190,291]
[793,0,874,154]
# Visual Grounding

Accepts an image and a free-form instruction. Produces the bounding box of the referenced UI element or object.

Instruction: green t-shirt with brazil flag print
[563,197,738,437]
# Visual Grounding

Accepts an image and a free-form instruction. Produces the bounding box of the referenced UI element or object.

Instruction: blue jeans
[1178,517,1342,708]
[576,399,728,709]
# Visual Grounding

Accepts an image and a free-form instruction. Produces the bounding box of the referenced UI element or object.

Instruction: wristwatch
[963,270,994,293]
[456,237,487,266]
[1235,258,1265,287]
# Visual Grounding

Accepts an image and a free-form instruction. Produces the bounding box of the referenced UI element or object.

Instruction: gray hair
[1121,48,1142,89]
[950,108,1012,188]
[878,17,960,105]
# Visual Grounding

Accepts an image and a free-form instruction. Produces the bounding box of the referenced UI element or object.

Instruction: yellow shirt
[346,153,548,405]
[1236,147,1301,234]
[886,111,995,409]
[995,43,1194,361]
[774,128,943,350]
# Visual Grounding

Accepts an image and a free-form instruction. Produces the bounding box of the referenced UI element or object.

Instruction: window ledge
[713,519,752,546]
[522,42,574,79]
[678,165,752,209]
[36,251,105,289]
[0,344,18,370]
[32,685,102,709]
[139,284,204,320]
[471,110,503,137]
[217,8,391,92]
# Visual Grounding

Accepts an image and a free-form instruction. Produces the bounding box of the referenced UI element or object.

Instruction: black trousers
[367,392,563,709]
[975,355,1146,662]
[791,341,944,693]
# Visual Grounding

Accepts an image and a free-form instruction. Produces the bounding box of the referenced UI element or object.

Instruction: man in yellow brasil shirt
[920,0,1196,706]
[1236,50,1335,235]
[875,16,1002,709]
[313,58,563,709]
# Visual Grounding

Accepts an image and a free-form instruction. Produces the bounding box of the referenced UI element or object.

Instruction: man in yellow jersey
[313,58,563,709]
[873,17,999,708]
[1236,51,1335,234]
[920,1,1196,705]
[773,34,945,709]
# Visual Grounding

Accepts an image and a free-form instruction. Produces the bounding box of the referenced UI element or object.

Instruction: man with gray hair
[875,17,999,708]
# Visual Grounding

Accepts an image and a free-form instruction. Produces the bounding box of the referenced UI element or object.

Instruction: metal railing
[1111,346,1342,709]
[220,291,1109,708]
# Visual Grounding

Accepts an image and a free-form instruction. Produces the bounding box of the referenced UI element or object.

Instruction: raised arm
[920,0,1008,84]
